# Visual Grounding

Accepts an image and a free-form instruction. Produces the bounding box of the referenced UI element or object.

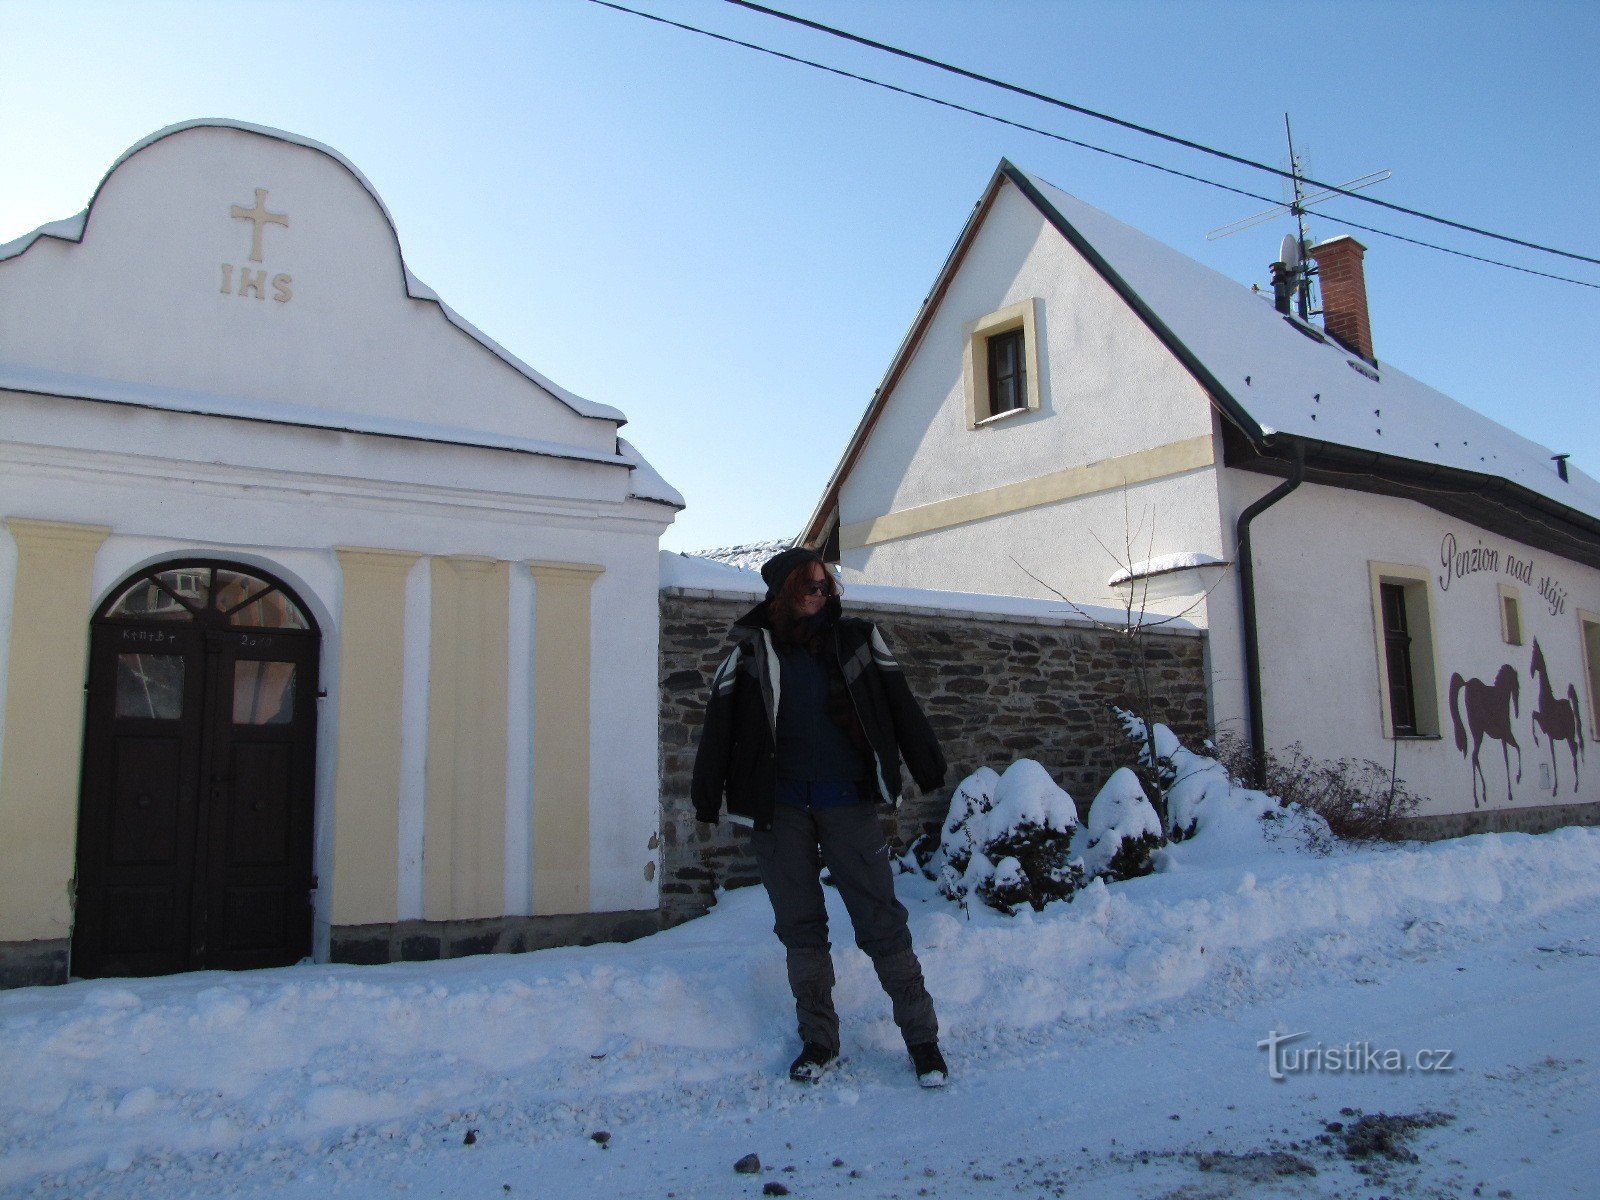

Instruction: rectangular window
[963,299,1041,427]
[1581,612,1600,739]
[1499,585,1523,646]
[986,327,1026,416]
[1380,582,1419,736]
[1369,564,1441,739]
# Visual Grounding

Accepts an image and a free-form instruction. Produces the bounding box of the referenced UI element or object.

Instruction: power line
[585,0,1600,290]
[721,0,1600,270]
[588,0,1282,206]
[1304,211,1600,290]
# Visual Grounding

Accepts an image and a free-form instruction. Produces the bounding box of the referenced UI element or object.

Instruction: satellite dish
[1280,233,1301,269]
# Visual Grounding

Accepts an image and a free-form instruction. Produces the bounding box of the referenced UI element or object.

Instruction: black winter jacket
[691,598,947,830]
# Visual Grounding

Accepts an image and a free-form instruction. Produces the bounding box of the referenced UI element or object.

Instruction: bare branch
[1009,556,1119,631]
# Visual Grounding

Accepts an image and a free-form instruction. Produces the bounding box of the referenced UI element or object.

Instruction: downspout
[1235,439,1306,787]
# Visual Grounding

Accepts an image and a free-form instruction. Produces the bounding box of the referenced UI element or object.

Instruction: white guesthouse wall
[838,180,1230,608]
[1229,471,1600,819]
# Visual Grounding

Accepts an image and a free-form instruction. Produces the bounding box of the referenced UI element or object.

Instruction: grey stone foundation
[329,909,663,966]
[1395,801,1600,841]
[0,939,69,988]
[659,587,1212,928]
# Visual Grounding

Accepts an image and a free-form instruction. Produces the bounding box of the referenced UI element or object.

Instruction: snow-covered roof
[617,436,685,508]
[1107,552,1226,588]
[658,551,1194,631]
[1012,166,1600,521]
[689,538,796,572]
[0,118,686,510]
[804,162,1600,547]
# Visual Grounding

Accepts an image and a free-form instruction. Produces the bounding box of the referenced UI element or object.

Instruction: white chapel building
[0,120,681,986]
[803,160,1600,836]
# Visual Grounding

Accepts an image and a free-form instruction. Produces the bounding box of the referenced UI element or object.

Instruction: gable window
[1499,584,1523,646]
[1368,563,1441,738]
[963,298,1043,427]
[987,328,1027,416]
[1581,611,1600,739]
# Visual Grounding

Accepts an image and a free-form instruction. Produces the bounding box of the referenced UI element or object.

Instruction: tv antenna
[1207,114,1389,321]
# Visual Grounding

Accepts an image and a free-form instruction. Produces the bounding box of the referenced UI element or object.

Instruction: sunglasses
[799,581,831,596]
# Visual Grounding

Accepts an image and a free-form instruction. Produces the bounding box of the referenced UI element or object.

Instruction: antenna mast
[1283,114,1313,320]
[1206,116,1389,324]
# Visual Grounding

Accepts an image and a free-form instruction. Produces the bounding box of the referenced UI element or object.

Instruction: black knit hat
[760,547,824,602]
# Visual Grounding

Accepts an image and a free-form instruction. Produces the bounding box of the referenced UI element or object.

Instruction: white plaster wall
[583,526,668,913]
[840,180,1218,524]
[840,465,1228,617]
[0,125,614,456]
[1223,470,1600,818]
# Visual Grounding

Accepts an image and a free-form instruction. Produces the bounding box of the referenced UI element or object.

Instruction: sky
[4,0,1597,553]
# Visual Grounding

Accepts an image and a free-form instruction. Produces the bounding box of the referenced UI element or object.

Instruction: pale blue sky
[5,1,1596,552]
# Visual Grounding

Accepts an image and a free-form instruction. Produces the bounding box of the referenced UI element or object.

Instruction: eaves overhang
[1225,427,1600,572]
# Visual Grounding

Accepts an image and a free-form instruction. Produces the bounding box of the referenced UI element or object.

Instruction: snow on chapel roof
[2,120,625,423]
[0,119,682,508]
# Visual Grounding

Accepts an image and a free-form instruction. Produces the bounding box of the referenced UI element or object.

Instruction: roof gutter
[1236,437,1305,787]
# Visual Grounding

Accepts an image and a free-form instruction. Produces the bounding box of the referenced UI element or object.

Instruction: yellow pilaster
[0,519,110,942]
[423,556,510,921]
[330,547,420,927]
[527,560,603,915]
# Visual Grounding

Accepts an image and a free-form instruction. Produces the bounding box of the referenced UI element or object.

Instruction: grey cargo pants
[748,799,938,1054]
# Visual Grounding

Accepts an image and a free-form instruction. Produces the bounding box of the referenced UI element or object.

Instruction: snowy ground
[4,807,1599,1199]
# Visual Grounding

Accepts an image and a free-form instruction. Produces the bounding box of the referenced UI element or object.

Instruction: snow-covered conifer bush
[936,761,1081,915]
[935,765,998,902]
[1073,768,1164,883]
[1115,709,1235,842]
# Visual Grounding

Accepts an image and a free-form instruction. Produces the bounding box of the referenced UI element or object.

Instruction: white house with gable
[802,160,1600,836]
[0,120,682,986]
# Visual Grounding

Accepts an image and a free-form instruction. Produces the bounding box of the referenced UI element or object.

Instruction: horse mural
[1449,665,1521,807]
[1529,638,1585,796]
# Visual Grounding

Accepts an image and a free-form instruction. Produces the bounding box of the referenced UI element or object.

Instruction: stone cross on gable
[230,188,288,263]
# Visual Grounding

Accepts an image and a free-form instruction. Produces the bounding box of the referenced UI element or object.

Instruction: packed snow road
[3,813,1598,1199]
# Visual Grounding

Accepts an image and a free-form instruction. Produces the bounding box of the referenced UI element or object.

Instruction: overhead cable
[585,0,1600,289]
[721,0,1600,270]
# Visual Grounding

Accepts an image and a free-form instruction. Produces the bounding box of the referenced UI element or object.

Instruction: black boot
[908,1041,948,1088]
[789,1042,838,1084]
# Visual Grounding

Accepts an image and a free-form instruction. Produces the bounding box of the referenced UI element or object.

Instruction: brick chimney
[1311,235,1374,361]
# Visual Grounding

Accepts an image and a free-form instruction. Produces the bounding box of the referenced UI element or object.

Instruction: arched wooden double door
[73,562,320,978]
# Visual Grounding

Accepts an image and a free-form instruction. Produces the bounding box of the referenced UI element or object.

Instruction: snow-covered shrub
[1115,709,1231,841]
[936,761,1081,915]
[1212,734,1420,843]
[1073,768,1164,883]
[935,765,998,897]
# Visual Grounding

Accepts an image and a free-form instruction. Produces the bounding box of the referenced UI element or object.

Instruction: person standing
[692,547,950,1086]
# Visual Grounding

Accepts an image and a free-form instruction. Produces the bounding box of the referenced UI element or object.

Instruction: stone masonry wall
[659,588,1210,927]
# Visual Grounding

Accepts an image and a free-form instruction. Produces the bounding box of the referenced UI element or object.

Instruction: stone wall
[659,588,1210,927]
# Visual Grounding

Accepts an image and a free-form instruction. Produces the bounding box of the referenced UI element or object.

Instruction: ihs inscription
[220,187,293,303]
